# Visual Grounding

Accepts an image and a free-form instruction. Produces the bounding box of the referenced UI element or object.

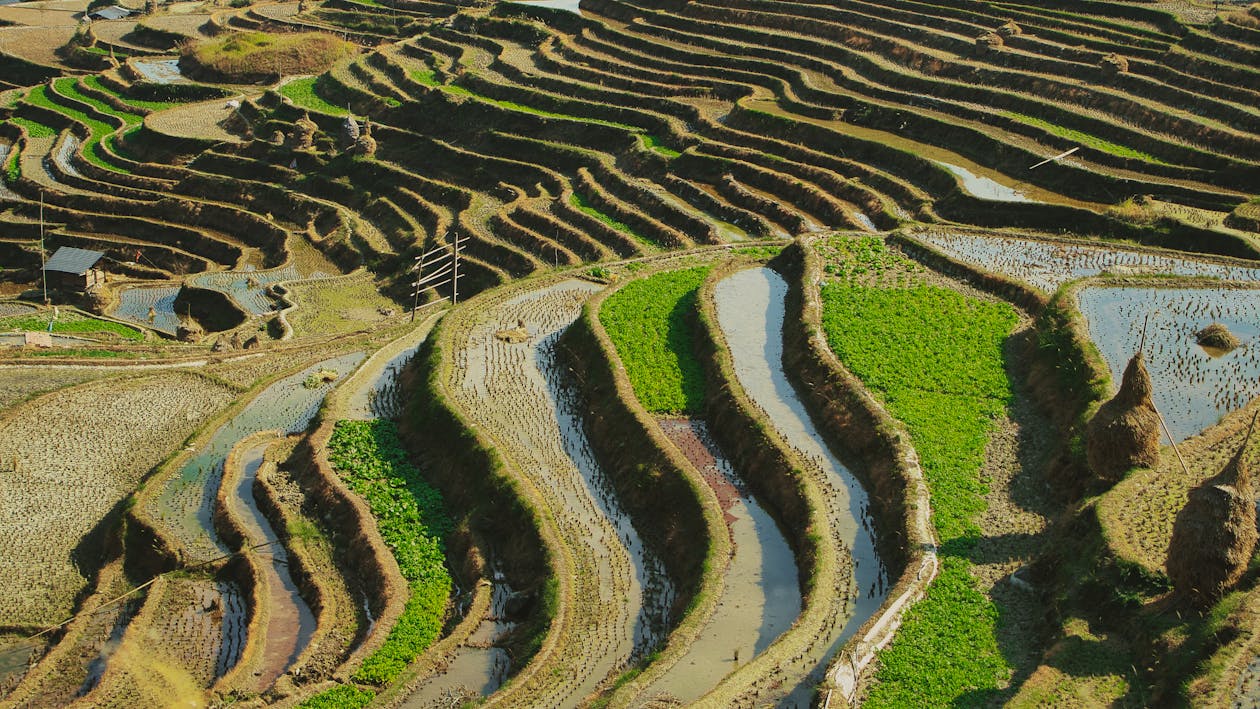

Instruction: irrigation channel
[646,419,800,704]
[443,279,672,708]
[226,442,317,691]
[150,352,366,562]
[713,267,885,706]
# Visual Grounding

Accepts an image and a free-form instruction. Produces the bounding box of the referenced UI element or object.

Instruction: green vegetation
[54,78,142,127]
[408,66,440,87]
[600,266,710,414]
[4,144,19,183]
[733,244,782,259]
[0,312,144,341]
[1002,111,1163,163]
[570,192,649,246]
[186,31,356,81]
[26,84,128,173]
[11,117,55,138]
[327,419,453,686]
[641,134,680,158]
[298,684,376,708]
[819,260,1019,706]
[81,75,179,112]
[440,76,636,130]
[280,76,350,116]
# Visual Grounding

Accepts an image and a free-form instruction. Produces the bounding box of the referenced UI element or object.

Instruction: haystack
[292,112,318,150]
[1086,352,1161,483]
[976,31,1004,53]
[1166,419,1257,606]
[997,20,1022,37]
[1195,322,1241,352]
[355,119,377,157]
[1100,53,1129,77]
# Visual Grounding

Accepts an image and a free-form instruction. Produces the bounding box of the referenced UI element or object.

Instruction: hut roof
[43,247,104,275]
[87,5,134,20]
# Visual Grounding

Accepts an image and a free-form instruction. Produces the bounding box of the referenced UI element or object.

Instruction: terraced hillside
[2,0,1260,706]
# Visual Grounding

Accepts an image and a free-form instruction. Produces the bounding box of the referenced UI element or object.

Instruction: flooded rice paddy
[915,231,1260,293]
[714,267,886,706]
[229,443,317,691]
[647,418,800,704]
[150,352,365,562]
[113,285,180,335]
[131,59,185,84]
[936,162,1033,203]
[445,279,671,707]
[1077,286,1260,442]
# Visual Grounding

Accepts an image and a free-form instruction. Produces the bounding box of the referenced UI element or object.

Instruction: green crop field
[326,419,452,686]
[821,271,1018,706]
[600,266,710,414]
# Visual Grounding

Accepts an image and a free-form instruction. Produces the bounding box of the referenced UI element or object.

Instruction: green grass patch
[4,144,19,183]
[54,78,143,127]
[327,419,453,686]
[600,266,710,415]
[1002,111,1164,163]
[408,67,440,86]
[0,312,144,341]
[81,75,178,112]
[26,84,130,173]
[641,134,680,158]
[279,76,350,116]
[187,31,356,81]
[297,684,376,708]
[11,117,55,139]
[570,192,649,246]
[819,272,1018,706]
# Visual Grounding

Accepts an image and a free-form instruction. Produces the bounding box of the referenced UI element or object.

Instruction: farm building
[43,247,106,291]
[86,5,135,20]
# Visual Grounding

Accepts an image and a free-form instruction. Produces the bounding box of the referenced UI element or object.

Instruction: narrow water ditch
[229,443,317,691]
[713,266,886,706]
[443,280,671,707]
[644,418,799,704]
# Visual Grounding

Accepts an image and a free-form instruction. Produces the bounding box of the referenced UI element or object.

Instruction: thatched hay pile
[1086,352,1161,483]
[997,20,1022,37]
[1195,322,1241,352]
[355,120,377,157]
[1100,53,1130,77]
[1165,420,1257,606]
[976,31,1004,53]
[292,112,318,150]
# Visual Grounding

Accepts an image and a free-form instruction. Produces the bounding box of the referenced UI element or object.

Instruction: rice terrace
[1,0,1259,702]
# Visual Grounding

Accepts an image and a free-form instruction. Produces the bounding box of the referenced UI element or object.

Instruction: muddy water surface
[112,285,180,335]
[714,267,886,707]
[1078,286,1260,441]
[446,280,670,707]
[231,444,317,691]
[935,161,1032,202]
[645,419,800,704]
[151,352,365,562]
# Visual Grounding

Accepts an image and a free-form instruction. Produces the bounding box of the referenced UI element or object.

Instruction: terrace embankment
[403,277,677,708]
[556,283,732,703]
[684,261,883,705]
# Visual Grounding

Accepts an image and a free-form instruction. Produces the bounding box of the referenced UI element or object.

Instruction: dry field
[0,371,235,627]
[145,97,246,144]
[0,366,106,409]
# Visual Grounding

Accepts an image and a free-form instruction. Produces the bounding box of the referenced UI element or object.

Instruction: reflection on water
[152,352,366,561]
[714,267,886,707]
[1078,286,1260,441]
[936,162,1032,202]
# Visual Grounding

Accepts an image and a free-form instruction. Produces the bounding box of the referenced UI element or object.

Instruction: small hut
[1166,417,1258,607]
[43,246,106,292]
[1086,351,1161,484]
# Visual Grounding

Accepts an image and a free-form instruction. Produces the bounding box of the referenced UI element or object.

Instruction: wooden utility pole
[40,190,47,305]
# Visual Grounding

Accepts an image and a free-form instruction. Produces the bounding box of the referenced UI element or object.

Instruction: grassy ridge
[0,312,144,341]
[819,280,1018,707]
[280,76,350,116]
[599,266,710,415]
[187,32,356,81]
[325,419,453,686]
[26,84,127,173]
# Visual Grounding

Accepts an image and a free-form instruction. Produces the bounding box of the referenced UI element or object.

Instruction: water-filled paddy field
[1077,285,1260,441]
